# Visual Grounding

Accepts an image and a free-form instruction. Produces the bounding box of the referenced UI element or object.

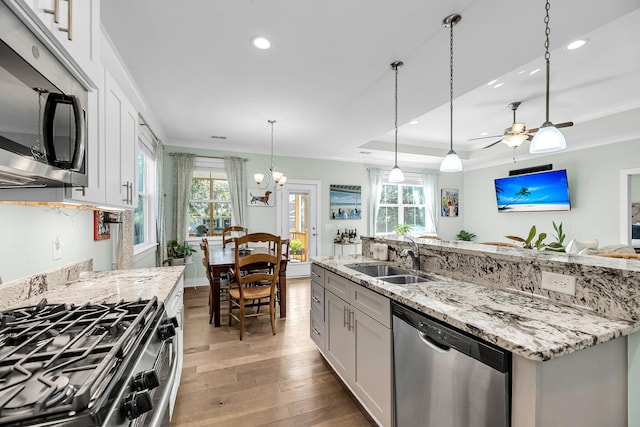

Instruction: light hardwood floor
[171,278,375,426]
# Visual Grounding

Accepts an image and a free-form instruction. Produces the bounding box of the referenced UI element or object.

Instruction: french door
[277,180,320,277]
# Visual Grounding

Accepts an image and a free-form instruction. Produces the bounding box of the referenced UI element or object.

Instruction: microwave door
[43,93,85,171]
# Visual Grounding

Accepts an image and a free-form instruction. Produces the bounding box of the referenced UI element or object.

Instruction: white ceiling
[100,0,640,171]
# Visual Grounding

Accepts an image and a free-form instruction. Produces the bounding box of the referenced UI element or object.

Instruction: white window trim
[376,172,432,236]
[133,140,157,251]
[188,157,230,238]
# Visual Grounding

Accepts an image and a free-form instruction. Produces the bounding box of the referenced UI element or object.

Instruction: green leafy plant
[172,241,196,258]
[545,221,566,252]
[456,230,477,241]
[506,225,547,250]
[393,223,411,236]
[290,239,303,253]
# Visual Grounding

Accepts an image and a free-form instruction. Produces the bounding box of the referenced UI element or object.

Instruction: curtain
[224,156,246,227]
[422,172,439,234]
[367,168,383,236]
[172,153,195,244]
[155,142,166,266]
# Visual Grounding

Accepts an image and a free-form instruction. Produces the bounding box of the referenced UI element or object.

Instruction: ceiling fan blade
[483,140,502,149]
[468,134,502,141]
[527,121,574,135]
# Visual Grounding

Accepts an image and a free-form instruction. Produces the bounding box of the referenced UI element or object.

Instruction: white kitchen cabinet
[23,0,99,74]
[104,70,137,208]
[316,265,393,427]
[164,279,184,419]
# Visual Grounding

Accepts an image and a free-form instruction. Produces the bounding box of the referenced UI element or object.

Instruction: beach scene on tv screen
[494,169,571,212]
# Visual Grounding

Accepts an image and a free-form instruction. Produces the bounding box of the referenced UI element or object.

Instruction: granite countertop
[2,267,185,309]
[312,255,640,362]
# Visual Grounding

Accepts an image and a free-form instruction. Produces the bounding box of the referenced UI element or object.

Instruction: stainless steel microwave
[0,1,88,189]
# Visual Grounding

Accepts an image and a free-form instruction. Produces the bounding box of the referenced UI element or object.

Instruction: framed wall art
[247,188,274,207]
[330,185,361,220]
[441,188,459,217]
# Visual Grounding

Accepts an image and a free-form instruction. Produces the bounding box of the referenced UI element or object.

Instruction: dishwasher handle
[418,331,450,354]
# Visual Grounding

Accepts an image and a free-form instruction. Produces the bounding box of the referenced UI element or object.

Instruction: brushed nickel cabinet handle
[75,186,85,196]
[349,309,354,331]
[129,182,134,204]
[122,182,130,203]
[58,0,72,40]
[343,306,348,328]
[44,0,60,23]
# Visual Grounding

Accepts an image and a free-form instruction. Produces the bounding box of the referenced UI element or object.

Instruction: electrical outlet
[541,271,576,296]
[53,236,62,260]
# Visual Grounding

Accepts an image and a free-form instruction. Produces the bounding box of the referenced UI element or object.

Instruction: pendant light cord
[449,21,454,152]
[394,63,399,166]
[268,119,275,171]
[543,0,551,124]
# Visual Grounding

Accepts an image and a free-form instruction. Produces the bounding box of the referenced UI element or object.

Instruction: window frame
[187,158,230,241]
[375,172,435,237]
[133,138,158,256]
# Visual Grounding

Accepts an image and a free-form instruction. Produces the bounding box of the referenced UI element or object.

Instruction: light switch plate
[541,271,576,296]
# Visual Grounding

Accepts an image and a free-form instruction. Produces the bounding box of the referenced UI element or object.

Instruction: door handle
[418,331,450,353]
[312,296,320,304]
[343,306,348,328]
[349,309,355,331]
[58,0,73,40]
[44,0,60,23]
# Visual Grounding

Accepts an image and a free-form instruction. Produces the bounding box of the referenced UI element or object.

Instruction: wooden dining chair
[222,226,248,248]
[228,233,281,340]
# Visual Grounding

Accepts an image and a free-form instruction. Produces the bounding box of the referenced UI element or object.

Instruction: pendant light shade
[439,14,462,173]
[530,0,566,154]
[440,150,463,172]
[389,61,405,183]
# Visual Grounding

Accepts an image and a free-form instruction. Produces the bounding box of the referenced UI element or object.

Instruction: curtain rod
[138,114,161,143]
[168,153,247,161]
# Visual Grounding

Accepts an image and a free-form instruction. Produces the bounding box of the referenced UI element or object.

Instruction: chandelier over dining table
[254,119,287,188]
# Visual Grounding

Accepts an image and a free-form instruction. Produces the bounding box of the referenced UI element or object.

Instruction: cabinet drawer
[311,263,325,285]
[351,284,391,328]
[311,281,324,319]
[310,310,325,351]
[325,271,351,302]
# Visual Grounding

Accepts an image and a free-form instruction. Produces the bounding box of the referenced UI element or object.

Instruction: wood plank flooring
[171,278,375,426]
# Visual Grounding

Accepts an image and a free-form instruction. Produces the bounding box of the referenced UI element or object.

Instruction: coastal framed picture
[441,188,459,217]
[330,185,362,220]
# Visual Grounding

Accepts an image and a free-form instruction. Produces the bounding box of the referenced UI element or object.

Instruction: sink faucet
[399,235,420,270]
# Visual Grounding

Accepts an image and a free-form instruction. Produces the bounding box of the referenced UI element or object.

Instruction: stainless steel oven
[0,297,179,427]
[0,1,88,189]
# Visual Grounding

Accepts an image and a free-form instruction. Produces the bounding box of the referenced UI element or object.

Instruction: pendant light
[253,119,287,189]
[440,14,463,173]
[388,61,405,183]
[529,0,566,154]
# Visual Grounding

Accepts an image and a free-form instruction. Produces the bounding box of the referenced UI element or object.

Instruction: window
[188,159,230,237]
[134,144,157,249]
[375,173,435,236]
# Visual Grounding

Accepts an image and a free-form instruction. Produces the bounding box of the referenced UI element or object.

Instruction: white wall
[0,204,112,283]
[463,138,640,246]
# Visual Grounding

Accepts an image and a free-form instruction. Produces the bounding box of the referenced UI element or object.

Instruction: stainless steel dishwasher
[392,301,511,427]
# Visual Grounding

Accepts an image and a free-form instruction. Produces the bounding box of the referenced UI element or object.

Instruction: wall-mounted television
[494,169,571,212]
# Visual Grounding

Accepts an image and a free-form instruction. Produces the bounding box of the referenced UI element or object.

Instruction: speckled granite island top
[1,267,185,310]
[313,255,640,362]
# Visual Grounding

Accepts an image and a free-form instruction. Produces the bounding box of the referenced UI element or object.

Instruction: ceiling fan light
[254,173,264,185]
[388,166,405,183]
[502,133,529,148]
[529,124,566,153]
[440,150,462,172]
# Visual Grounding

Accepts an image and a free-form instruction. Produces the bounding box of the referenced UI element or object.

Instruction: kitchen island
[312,253,636,427]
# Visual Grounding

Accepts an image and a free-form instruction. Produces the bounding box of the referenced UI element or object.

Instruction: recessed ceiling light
[493,82,504,88]
[529,68,540,76]
[251,36,271,50]
[566,39,588,50]
[487,79,497,86]
[518,70,525,74]
[409,120,419,125]
[480,132,489,136]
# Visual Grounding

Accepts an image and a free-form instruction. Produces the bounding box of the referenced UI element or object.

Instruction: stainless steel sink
[380,274,431,285]
[347,264,410,277]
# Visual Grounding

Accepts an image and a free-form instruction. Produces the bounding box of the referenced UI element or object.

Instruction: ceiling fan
[469,101,573,149]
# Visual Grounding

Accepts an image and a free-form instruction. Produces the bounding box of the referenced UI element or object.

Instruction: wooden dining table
[207,247,288,326]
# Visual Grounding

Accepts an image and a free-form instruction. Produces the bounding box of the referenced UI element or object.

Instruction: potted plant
[393,223,411,237]
[176,242,196,264]
[456,230,476,241]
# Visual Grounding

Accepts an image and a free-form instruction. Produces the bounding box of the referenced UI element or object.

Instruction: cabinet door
[28,0,97,72]
[353,309,393,427]
[309,310,324,352]
[325,271,351,302]
[310,280,324,319]
[324,291,354,382]
[104,71,137,208]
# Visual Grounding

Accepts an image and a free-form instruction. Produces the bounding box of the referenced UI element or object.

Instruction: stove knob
[158,323,176,341]
[133,370,160,391]
[123,390,153,420]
